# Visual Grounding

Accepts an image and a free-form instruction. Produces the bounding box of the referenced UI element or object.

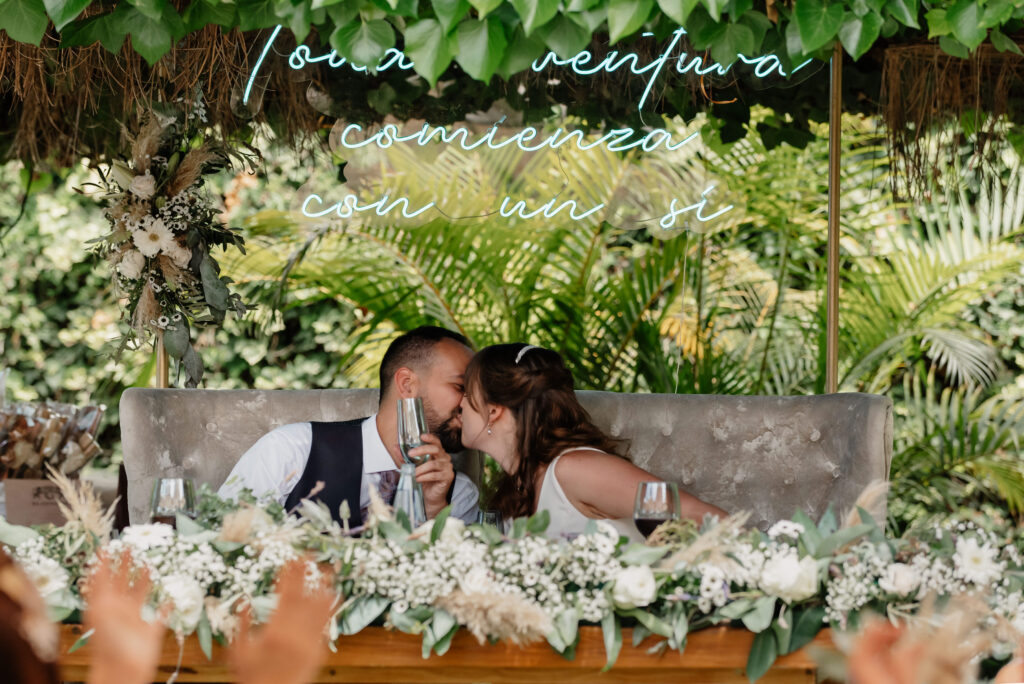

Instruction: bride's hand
[408,434,455,517]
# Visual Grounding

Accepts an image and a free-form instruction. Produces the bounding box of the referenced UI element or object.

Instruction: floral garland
[91,97,254,387]
[1,487,1022,681]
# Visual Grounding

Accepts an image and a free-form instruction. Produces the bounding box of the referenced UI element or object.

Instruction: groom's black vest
[283,418,366,529]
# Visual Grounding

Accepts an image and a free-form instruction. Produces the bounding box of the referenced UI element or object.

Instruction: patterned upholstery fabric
[120,389,892,528]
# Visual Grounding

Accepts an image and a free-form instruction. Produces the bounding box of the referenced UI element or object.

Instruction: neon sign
[245,25,813,233]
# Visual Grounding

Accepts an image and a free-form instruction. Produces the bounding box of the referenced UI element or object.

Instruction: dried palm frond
[658,511,751,571]
[132,117,169,173]
[166,147,218,197]
[131,284,160,333]
[435,589,551,646]
[219,506,275,544]
[841,480,889,530]
[45,464,115,543]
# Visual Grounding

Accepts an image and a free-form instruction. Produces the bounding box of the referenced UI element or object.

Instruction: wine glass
[633,481,680,538]
[476,509,502,528]
[150,477,196,528]
[397,397,429,465]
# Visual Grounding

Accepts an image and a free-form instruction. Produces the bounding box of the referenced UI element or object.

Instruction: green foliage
[16,0,1024,81]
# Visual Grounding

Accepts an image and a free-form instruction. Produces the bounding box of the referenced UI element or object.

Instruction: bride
[459,343,724,541]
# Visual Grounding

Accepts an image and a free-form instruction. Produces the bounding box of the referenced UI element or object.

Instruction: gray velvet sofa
[119,389,893,528]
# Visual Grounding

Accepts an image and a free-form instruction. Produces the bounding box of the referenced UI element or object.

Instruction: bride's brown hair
[465,343,627,520]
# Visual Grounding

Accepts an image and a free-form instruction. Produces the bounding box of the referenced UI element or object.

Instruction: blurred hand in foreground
[847,620,925,684]
[83,550,167,684]
[228,559,338,684]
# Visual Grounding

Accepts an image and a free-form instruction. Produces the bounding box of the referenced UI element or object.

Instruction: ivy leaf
[127,0,165,22]
[182,0,237,31]
[331,19,395,66]
[838,11,882,60]
[946,0,986,49]
[405,18,454,85]
[794,0,843,53]
[468,0,503,17]
[738,10,772,46]
[939,34,969,58]
[120,4,183,64]
[236,0,278,31]
[568,0,601,10]
[434,0,469,32]
[0,0,49,45]
[59,12,126,51]
[608,0,653,43]
[924,8,951,37]
[497,24,545,78]
[701,0,727,21]
[43,0,91,31]
[541,14,590,57]
[655,0,698,25]
[982,0,1014,26]
[710,21,755,66]
[455,16,507,81]
[509,0,559,36]
[990,28,1023,56]
[746,628,778,682]
[885,0,918,28]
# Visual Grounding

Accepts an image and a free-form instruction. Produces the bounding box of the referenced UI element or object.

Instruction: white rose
[760,551,819,603]
[116,249,146,280]
[458,566,494,596]
[878,562,920,597]
[168,244,192,268]
[129,172,157,200]
[611,565,657,608]
[162,573,205,632]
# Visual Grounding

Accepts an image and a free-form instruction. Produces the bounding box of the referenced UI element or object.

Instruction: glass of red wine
[149,477,196,527]
[633,481,680,538]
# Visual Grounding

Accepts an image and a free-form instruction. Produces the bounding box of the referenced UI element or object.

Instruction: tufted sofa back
[120,389,892,527]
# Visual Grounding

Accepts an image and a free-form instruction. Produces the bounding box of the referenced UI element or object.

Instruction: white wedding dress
[533,448,644,543]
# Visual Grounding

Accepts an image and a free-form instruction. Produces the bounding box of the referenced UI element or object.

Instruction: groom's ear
[394,367,419,398]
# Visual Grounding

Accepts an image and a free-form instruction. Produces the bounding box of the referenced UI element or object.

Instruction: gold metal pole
[155,330,169,389]
[825,42,842,394]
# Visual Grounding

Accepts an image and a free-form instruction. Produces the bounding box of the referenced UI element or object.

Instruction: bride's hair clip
[515,345,538,365]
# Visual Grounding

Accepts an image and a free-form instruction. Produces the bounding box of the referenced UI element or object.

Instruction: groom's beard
[425,402,464,453]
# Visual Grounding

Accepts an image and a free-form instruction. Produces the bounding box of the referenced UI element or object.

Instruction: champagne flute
[397,397,429,465]
[150,477,196,528]
[633,481,680,538]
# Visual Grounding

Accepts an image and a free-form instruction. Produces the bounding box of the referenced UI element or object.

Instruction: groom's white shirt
[218,414,479,522]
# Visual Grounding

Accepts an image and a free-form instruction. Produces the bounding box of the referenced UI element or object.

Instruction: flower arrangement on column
[90,96,255,387]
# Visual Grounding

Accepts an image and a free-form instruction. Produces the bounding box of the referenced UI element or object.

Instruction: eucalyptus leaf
[340,596,390,634]
[741,596,776,633]
[623,608,672,637]
[717,597,754,619]
[526,509,550,534]
[430,505,451,543]
[162,320,190,360]
[788,605,826,653]
[0,517,40,547]
[617,542,669,565]
[200,255,230,311]
[197,611,213,659]
[600,612,622,671]
[745,628,778,682]
[816,523,873,557]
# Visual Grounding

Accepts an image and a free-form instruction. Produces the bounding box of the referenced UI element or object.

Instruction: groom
[218,326,479,526]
